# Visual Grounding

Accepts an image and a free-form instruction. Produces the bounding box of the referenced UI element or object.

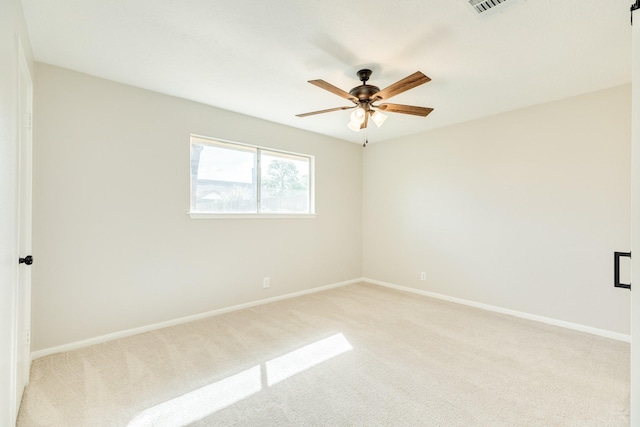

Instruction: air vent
[469,0,511,14]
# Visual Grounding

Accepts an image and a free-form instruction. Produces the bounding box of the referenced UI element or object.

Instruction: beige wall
[363,85,631,334]
[32,63,363,351]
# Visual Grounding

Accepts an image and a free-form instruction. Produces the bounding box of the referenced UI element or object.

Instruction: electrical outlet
[420,272,426,281]
[263,277,270,289]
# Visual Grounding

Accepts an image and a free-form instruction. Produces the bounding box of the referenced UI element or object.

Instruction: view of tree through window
[190,136,313,214]
[260,151,309,213]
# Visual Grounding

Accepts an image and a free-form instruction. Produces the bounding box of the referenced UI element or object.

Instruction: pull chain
[363,124,368,147]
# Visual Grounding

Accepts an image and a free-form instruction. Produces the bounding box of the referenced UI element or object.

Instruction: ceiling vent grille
[469,0,511,14]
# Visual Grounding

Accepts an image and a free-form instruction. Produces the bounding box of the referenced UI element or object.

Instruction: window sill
[188,212,317,219]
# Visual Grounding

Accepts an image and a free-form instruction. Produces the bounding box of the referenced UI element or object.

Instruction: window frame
[189,134,316,219]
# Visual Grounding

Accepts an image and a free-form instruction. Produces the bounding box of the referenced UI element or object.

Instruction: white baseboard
[31,278,361,360]
[363,278,631,343]
[32,276,630,359]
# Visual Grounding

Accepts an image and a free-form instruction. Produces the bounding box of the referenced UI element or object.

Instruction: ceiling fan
[296,69,433,144]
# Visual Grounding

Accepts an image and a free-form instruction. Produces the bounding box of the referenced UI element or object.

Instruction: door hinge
[632,1,640,25]
[24,112,32,130]
[25,329,30,345]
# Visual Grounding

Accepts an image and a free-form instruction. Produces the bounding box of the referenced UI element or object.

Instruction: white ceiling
[21,0,631,144]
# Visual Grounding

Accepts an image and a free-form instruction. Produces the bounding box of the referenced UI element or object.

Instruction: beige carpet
[17,283,629,426]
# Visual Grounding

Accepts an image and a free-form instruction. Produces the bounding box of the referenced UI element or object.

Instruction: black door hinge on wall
[632,1,640,25]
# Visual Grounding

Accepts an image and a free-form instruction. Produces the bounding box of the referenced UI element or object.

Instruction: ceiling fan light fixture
[347,119,362,132]
[348,107,366,131]
[350,107,366,124]
[371,110,387,128]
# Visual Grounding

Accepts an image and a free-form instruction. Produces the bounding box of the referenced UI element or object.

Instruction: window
[190,135,314,216]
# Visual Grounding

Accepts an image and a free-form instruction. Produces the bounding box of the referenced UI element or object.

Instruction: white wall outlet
[420,272,426,281]
[263,277,270,289]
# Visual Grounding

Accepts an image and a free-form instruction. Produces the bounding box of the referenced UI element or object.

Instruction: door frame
[631,6,640,423]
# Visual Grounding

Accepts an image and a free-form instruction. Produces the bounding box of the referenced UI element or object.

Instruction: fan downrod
[350,69,379,101]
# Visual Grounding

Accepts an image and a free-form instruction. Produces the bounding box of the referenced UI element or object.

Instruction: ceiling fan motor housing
[349,84,380,102]
[350,69,380,102]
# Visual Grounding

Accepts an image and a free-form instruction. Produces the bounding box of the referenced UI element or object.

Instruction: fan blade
[372,72,431,101]
[308,79,359,102]
[360,111,369,129]
[377,103,434,117]
[296,105,355,117]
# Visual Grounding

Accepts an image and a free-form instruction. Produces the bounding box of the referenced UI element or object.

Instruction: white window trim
[188,213,318,219]
[189,134,316,218]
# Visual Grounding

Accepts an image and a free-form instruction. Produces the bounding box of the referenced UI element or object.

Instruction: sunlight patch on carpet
[266,333,353,386]
[127,365,261,427]
[127,333,352,426]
